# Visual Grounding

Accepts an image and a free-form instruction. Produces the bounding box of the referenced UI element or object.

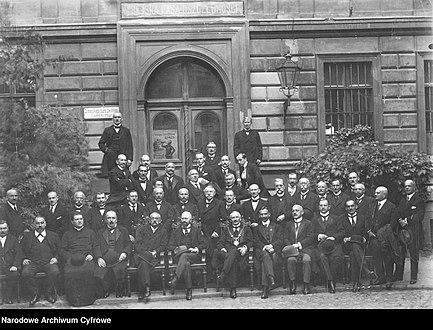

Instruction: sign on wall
[83,107,119,120]
[121,1,244,19]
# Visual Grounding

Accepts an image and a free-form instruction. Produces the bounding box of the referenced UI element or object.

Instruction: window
[417,54,433,154]
[424,60,433,133]
[317,55,381,151]
[0,82,36,108]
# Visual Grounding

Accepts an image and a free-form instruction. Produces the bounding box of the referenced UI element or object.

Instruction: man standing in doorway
[98,112,133,178]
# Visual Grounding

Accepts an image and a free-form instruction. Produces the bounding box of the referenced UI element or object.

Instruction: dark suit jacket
[283,218,314,257]
[0,203,25,237]
[107,166,135,205]
[197,198,225,237]
[395,192,425,243]
[143,200,174,231]
[133,224,168,265]
[220,185,250,204]
[253,222,283,253]
[327,192,351,217]
[185,181,206,205]
[204,153,221,168]
[87,207,112,233]
[0,234,23,271]
[94,225,132,260]
[291,191,320,220]
[234,129,263,164]
[193,164,216,184]
[240,198,269,225]
[59,227,98,263]
[339,213,369,242]
[356,195,376,220]
[158,174,184,205]
[20,230,61,262]
[370,200,397,234]
[98,125,133,175]
[167,225,206,251]
[217,224,253,252]
[133,178,154,205]
[171,202,199,223]
[221,203,242,223]
[117,203,147,235]
[268,194,294,223]
[132,168,159,183]
[239,162,269,197]
[311,213,345,245]
[39,203,69,238]
[213,167,237,192]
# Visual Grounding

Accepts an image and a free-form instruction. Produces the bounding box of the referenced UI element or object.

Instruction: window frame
[317,54,382,152]
[416,52,433,153]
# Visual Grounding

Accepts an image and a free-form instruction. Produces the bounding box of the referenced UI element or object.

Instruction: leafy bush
[298,125,433,202]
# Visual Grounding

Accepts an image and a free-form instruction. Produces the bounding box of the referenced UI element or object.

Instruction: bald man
[98,112,133,177]
[0,189,26,238]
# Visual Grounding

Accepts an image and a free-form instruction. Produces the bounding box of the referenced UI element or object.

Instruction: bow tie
[139,178,147,182]
[37,233,44,238]
[251,198,259,203]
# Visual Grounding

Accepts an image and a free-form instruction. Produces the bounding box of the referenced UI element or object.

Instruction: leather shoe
[268,276,275,288]
[186,289,192,300]
[5,299,13,304]
[230,288,237,299]
[302,283,311,295]
[169,275,178,290]
[261,286,269,299]
[47,293,57,304]
[144,285,151,297]
[29,294,40,306]
[289,281,296,295]
[102,291,110,299]
[352,282,360,292]
[410,280,417,285]
[328,280,335,293]
[138,293,145,301]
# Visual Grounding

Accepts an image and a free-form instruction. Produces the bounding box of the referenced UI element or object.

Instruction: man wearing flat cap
[311,199,344,293]
[283,204,314,295]
[167,211,205,301]
[59,212,98,306]
[340,200,370,292]
[133,212,168,300]
[94,210,132,298]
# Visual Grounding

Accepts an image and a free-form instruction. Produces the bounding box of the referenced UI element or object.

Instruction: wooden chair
[125,251,167,296]
[167,249,207,294]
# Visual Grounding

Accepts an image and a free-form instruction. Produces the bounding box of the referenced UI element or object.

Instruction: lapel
[203,200,215,214]
[172,176,179,189]
[258,224,267,240]
[102,228,120,244]
[297,220,305,238]
[4,235,13,251]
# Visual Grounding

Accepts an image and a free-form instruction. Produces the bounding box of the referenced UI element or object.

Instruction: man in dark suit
[193,152,216,187]
[131,154,159,183]
[87,192,112,233]
[312,199,345,293]
[268,178,293,231]
[283,204,314,295]
[167,211,206,300]
[287,172,300,197]
[253,206,282,298]
[21,216,61,306]
[240,184,269,227]
[343,172,360,198]
[117,190,147,243]
[134,212,168,300]
[367,186,400,289]
[39,191,69,238]
[216,210,253,299]
[393,179,426,284]
[106,154,136,209]
[133,165,154,205]
[213,155,237,192]
[234,116,263,166]
[157,162,184,205]
[220,173,249,203]
[185,169,206,205]
[292,177,319,221]
[197,185,225,278]
[143,187,175,234]
[327,178,351,217]
[316,181,329,201]
[340,199,370,292]
[67,191,91,225]
[171,188,199,226]
[204,141,221,168]
[94,210,132,298]
[235,153,269,197]
[353,183,375,220]
[0,188,26,239]
[221,189,242,225]
[0,219,22,304]
[98,112,133,177]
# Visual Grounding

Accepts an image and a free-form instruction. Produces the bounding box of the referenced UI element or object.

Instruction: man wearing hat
[94,210,132,298]
[59,212,98,306]
[0,219,22,304]
[340,200,370,292]
[253,206,282,299]
[393,179,426,284]
[134,212,168,300]
[312,199,344,293]
[216,211,253,299]
[283,204,314,295]
[167,211,205,300]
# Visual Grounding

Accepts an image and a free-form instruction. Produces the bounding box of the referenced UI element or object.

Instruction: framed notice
[152,130,178,160]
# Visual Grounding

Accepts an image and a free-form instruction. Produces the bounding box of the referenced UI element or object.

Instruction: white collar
[35,230,46,237]
[261,220,270,227]
[74,226,84,232]
[407,192,415,200]
[7,202,17,209]
[294,218,303,223]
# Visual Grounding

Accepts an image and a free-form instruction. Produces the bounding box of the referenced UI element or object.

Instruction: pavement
[1,252,432,309]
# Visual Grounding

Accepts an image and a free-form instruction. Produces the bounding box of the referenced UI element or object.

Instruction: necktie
[295,222,300,239]
[234,228,239,236]
[184,229,189,235]
[13,205,18,212]
[407,196,410,202]
[50,206,54,213]
[349,216,356,226]
[322,216,328,222]
[301,194,306,200]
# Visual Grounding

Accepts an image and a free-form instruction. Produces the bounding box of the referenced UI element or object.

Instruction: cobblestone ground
[82,289,433,309]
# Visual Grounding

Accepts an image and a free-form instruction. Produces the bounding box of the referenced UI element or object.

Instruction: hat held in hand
[282,245,299,258]
[318,239,337,254]
[399,228,413,245]
[174,245,189,257]
[103,249,121,267]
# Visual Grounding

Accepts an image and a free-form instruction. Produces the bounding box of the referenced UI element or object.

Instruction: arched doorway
[144,56,227,177]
